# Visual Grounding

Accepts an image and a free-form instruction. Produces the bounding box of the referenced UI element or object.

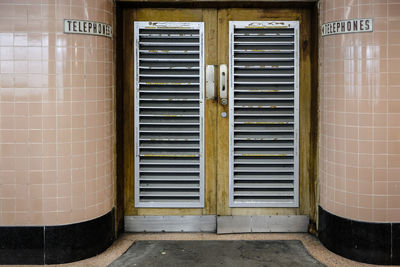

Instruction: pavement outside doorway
[2,233,398,266]
[109,240,325,267]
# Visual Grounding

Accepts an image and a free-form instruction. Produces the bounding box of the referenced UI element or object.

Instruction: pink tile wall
[320,0,400,222]
[0,0,114,226]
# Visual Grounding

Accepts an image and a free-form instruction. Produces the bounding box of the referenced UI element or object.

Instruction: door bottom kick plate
[125,215,216,233]
[217,215,309,234]
[125,215,309,233]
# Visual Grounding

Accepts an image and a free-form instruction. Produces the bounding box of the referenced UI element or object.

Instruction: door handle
[219,64,228,105]
[206,65,215,100]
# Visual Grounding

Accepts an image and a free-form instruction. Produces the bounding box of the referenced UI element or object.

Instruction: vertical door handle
[206,65,215,99]
[219,64,228,105]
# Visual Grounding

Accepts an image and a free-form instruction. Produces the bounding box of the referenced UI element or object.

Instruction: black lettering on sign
[353,20,358,31]
[322,19,373,37]
[67,20,72,31]
[64,19,112,38]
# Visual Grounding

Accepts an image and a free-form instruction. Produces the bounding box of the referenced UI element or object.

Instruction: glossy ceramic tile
[0,0,114,226]
[320,0,400,222]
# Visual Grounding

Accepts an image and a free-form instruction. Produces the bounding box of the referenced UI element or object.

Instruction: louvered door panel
[229,21,299,207]
[134,22,204,208]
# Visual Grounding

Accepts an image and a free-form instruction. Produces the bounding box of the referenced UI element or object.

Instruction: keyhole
[222,72,226,91]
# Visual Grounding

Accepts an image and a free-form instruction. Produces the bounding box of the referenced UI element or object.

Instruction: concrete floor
[4,233,399,267]
[109,240,325,266]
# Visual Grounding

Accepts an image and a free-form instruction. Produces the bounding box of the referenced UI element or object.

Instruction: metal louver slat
[134,22,204,208]
[229,21,299,207]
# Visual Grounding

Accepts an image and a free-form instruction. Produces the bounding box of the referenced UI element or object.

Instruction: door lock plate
[219,64,228,105]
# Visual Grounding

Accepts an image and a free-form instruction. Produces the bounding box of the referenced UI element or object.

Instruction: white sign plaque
[322,18,373,37]
[64,19,112,38]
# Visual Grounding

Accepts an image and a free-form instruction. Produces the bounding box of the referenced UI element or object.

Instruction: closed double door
[123,7,315,229]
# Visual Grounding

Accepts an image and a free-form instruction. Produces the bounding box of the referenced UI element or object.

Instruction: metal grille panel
[229,21,299,207]
[134,22,204,208]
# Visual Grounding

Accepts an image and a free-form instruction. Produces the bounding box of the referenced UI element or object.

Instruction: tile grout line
[43,225,46,264]
[390,223,392,263]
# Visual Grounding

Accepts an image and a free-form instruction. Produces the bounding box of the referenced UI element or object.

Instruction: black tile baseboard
[318,206,399,265]
[0,226,44,265]
[0,209,114,265]
[393,223,400,264]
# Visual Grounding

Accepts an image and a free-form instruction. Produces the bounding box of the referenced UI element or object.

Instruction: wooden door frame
[115,1,319,236]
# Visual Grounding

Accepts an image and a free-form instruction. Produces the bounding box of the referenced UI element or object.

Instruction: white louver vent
[229,21,299,207]
[134,22,204,208]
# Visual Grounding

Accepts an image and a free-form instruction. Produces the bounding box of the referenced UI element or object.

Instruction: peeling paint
[145,82,188,85]
[240,154,288,157]
[142,154,198,157]
[244,26,288,29]
[243,122,288,125]
[148,50,170,53]
[144,26,191,29]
